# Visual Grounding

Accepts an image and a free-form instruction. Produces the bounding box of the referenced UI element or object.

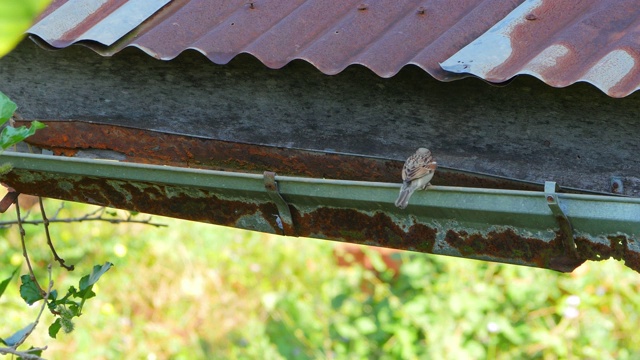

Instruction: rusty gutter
[19,120,619,196]
[1,152,638,273]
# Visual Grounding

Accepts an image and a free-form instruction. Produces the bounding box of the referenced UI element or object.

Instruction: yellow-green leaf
[0,0,51,58]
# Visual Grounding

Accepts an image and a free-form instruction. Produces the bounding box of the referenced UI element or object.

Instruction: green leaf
[2,322,34,346]
[0,121,46,150]
[0,91,17,125]
[48,289,58,301]
[19,275,43,305]
[18,347,44,359]
[0,0,52,58]
[76,287,96,300]
[79,262,113,291]
[48,318,61,339]
[0,267,18,299]
[50,286,77,309]
[30,120,46,130]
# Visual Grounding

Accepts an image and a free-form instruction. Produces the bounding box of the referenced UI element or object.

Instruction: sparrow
[395,148,437,209]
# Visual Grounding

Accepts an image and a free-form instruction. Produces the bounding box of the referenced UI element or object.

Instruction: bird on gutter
[395,148,437,209]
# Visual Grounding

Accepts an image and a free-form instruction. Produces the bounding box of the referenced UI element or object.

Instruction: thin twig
[0,210,167,228]
[39,197,74,271]
[15,199,45,297]
[0,346,48,360]
[51,201,65,220]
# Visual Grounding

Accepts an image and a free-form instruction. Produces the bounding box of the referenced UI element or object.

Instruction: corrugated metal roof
[441,0,640,98]
[27,0,640,97]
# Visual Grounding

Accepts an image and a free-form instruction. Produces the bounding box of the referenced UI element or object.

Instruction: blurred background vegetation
[0,197,639,360]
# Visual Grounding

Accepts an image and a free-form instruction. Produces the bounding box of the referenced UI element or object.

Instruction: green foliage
[0,91,46,152]
[1,200,640,359]
[19,275,44,305]
[0,268,18,299]
[0,92,17,124]
[79,263,113,292]
[46,262,113,338]
[0,0,51,58]
[0,199,111,357]
[0,120,46,150]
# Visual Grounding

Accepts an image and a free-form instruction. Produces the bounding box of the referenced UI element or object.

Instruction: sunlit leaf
[0,91,17,125]
[0,0,52,58]
[48,289,58,302]
[76,287,96,300]
[79,262,113,291]
[19,275,42,305]
[0,121,46,149]
[0,267,18,299]
[48,318,61,339]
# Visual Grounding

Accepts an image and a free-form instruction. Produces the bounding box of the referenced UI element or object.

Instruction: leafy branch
[0,194,115,359]
[0,265,53,360]
[0,90,122,358]
[0,92,46,154]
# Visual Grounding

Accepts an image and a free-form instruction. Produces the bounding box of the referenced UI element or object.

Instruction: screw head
[610,177,623,194]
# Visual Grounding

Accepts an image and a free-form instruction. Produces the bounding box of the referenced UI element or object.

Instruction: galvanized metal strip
[28,0,170,46]
[79,0,171,46]
[28,0,111,44]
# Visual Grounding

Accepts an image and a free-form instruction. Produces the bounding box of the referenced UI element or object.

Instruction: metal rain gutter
[1,152,639,273]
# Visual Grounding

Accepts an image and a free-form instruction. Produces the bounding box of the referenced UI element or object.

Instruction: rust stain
[2,170,280,233]
[444,228,584,272]
[574,235,640,273]
[22,121,401,182]
[292,207,436,252]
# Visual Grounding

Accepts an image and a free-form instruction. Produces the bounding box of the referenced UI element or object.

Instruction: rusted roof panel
[29,0,524,81]
[441,0,640,98]
[27,0,640,97]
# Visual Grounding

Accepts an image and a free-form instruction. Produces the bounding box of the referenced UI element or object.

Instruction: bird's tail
[395,182,416,209]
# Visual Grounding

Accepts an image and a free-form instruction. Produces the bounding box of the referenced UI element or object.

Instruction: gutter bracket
[0,188,19,213]
[544,181,579,258]
[263,171,293,235]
